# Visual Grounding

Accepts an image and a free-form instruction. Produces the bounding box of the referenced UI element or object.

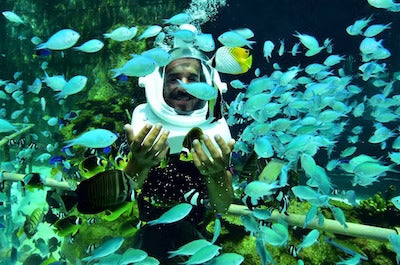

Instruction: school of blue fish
[1,0,400,264]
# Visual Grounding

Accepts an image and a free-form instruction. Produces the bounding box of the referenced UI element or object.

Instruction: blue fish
[64,110,79,121]
[388,234,400,264]
[116,74,129,83]
[81,237,124,262]
[35,48,51,57]
[296,229,320,255]
[49,155,66,165]
[102,146,111,154]
[324,237,368,261]
[147,203,192,226]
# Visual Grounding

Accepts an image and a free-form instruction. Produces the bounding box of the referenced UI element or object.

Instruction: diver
[124,46,235,263]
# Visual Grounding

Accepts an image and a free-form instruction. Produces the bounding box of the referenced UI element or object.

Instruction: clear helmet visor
[139,47,224,127]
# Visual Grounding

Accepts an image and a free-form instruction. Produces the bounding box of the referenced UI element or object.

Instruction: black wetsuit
[133,154,208,264]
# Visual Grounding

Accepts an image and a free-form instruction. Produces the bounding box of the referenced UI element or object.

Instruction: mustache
[169,89,196,100]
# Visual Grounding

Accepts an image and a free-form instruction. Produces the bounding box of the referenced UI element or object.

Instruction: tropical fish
[335,254,363,265]
[324,237,368,261]
[367,0,400,11]
[260,223,289,246]
[23,208,44,238]
[291,186,330,207]
[32,49,51,58]
[37,29,80,50]
[81,237,125,262]
[363,23,392,37]
[230,79,247,89]
[78,155,108,178]
[213,46,252,74]
[330,206,348,229]
[73,39,104,53]
[391,195,400,210]
[254,137,274,158]
[205,253,244,265]
[55,75,87,99]
[182,244,221,265]
[255,236,274,265]
[102,201,134,222]
[27,78,42,94]
[240,215,260,235]
[211,218,221,244]
[104,26,137,41]
[2,11,26,25]
[304,205,318,228]
[135,256,159,265]
[168,239,211,258]
[64,128,117,148]
[177,80,217,100]
[111,55,157,78]
[388,234,400,264]
[23,172,46,190]
[217,30,255,48]
[172,29,196,43]
[137,25,162,40]
[180,127,203,161]
[43,71,67,91]
[346,16,373,36]
[244,181,280,206]
[163,13,192,25]
[53,215,82,237]
[294,229,320,256]
[147,203,193,226]
[293,31,325,56]
[195,33,215,52]
[72,170,136,214]
[119,248,148,264]
[183,188,206,206]
[263,40,275,62]
[141,47,171,67]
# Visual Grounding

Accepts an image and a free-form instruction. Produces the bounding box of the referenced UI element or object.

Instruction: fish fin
[245,54,253,69]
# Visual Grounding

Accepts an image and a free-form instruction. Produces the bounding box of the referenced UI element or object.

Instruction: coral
[356,192,400,227]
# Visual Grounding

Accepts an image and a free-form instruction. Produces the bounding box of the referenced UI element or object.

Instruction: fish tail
[246,40,256,49]
[110,68,122,78]
[36,43,47,50]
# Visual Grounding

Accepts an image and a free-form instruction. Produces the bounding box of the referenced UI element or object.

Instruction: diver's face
[163,58,204,113]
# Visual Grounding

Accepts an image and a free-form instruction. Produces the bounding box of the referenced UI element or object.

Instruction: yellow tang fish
[213,46,253,75]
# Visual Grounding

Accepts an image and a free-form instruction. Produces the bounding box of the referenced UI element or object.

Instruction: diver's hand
[192,134,235,213]
[191,134,235,176]
[124,123,169,186]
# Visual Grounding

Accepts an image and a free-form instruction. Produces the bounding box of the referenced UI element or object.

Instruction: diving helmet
[132,46,231,154]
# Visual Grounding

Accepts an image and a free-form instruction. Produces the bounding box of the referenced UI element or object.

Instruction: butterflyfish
[212,46,252,75]
[78,155,108,179]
